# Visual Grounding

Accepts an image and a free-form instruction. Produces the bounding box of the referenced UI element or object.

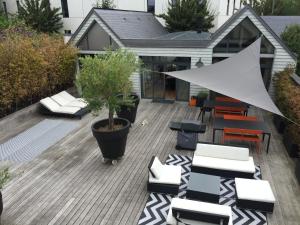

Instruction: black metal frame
[172,207,230,225]
[39,104,89,119]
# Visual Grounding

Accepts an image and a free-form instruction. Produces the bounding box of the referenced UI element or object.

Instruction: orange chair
[215,97,241,103]
[214,106,246,117]
[223,127,263,153]
[223,115,257,121]
[189,97,197,106]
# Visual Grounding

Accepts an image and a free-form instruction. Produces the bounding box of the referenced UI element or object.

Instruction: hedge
[0,25,78,118]
[274,67,300,150]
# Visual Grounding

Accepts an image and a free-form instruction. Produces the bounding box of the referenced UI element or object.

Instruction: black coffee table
[186,172,220,203]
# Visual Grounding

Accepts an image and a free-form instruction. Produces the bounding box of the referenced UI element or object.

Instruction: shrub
[274,67,300,150]
[0,24,78,118]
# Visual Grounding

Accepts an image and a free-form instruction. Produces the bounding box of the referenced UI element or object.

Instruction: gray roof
[261,16,300,36]
[153,31,211,41]
[94,9,168,39]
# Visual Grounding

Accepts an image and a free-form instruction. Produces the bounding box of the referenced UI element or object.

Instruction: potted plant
[195,91,208,107]
[77,49,140,165]
[116,92,140,123]
[0,168,10,217]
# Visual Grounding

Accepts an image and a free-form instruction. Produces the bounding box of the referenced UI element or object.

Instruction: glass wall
[140,57,191,101]
[213,18,275,54]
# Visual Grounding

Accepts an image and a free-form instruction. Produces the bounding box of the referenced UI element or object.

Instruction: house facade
[69,5,297,102]
[1,0,242,34]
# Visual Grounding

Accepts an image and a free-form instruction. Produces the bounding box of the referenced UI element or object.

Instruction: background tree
[159,0,214,32]
[18,0,62,33]
[281,25,300,75]
[95,0,115,9]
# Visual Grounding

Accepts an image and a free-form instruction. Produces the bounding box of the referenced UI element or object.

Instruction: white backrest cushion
[52,94,70,106]
[58,91,76,102]
[40,97,60,112]
[195,143,249,161]
[150,157,164,179]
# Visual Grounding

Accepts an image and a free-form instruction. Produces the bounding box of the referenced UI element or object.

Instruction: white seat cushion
[235,178,275,203]
[58,91,77,102]
[53,92,87,108]
[40,97,80,114]
[150,157,164,179]
[167,198,233,225]
[149,164,181,185]
[195,143,249,161]
[192,155,256,174]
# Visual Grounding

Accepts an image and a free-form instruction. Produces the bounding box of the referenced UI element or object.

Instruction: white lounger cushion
[53,91,87,108]
[195,143,249,161]
[40,97,81,114]
[167,198,233,225]
[149,164,181,185]
[235,178,276,203]
[192,155,256,174]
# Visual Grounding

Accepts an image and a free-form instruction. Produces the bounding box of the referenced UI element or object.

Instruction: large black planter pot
[283,130,299,158]
[296,159,300,184]
[116,94,140,123]
[0,191,3,217]
[92,118,130,160]
[196,97,207,107]
[273,114,286,134]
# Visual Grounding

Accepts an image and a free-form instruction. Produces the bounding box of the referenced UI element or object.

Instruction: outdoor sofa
[39,91,89,119]
[148,156,182,195]
[191,143,256,178]
[167,198,233,225]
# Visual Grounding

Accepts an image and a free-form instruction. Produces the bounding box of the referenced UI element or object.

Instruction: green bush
[281,25,300,75]
[274,67,300,149]
[0,24,78,118]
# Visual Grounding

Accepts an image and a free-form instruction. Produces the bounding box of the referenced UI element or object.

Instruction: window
[2,2,8,18]
[64,30,71,35]
[226,0,230,16]
[61,0,69,18]
[213,18,275,54]
[16,0,20,11]
[147,0,155,14]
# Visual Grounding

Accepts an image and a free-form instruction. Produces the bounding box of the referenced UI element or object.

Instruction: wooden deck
[1,100,300,225]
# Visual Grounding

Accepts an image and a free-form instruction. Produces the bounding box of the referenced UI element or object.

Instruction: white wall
[2,0,242,34]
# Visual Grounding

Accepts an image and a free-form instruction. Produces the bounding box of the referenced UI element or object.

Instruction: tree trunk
[108,108,114,130]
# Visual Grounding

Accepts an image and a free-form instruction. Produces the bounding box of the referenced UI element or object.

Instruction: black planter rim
[91,118,130,134]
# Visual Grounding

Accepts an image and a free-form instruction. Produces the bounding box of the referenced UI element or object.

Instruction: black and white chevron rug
[138,154,267,225]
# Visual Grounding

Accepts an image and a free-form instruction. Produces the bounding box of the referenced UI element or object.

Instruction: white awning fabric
[164,38,283,116]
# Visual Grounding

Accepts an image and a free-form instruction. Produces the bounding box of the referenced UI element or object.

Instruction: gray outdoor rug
[0,119,79,162]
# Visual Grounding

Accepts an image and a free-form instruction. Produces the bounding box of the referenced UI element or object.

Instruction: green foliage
[77,49,140,130]
[95,0,115,9]
[245,0,300,15]
[281,25,300,75]
[0,14,23,30]
[159,0,214,32]
[0,24,78,117]
[197,91,208,99]
[274,67,300,147]
[18,0,63,33]
[0,168,10,190]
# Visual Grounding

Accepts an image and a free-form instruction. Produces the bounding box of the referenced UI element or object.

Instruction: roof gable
[209,5,297,60]
[262,16,300,36]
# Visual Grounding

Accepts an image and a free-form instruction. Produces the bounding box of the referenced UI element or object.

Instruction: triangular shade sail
[164,38,283,116]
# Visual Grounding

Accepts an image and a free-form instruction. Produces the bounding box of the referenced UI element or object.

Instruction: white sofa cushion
[235,178,276,203]
[149,164,181,185]
[195,143,249,161]
[192,155,255,174]
[54,92,87,108]
[167,198,233,225]
[150,157,164,179]
[40,97,80,114]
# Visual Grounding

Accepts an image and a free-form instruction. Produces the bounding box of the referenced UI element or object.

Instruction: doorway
[141,56,191,102]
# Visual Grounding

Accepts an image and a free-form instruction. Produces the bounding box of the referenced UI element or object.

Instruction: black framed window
[2,2,8,18]
[16,0,20,11]
[61,0,69,18]
[147,0,155,14]
[213,18,275,54]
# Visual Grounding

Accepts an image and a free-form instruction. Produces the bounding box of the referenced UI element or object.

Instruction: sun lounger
[52,91,87,108]
[148,156,182,195]
[191,143,256,178]
[167,198,233,225]
[235,178,275,213]
[39,97,88,119]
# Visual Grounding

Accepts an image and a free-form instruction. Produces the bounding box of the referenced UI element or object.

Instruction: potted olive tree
[77,49,140,165]
[0,168,10,217]
[116,93,140,123]
[195,91,208,107]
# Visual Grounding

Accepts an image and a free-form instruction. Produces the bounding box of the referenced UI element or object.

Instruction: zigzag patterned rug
[138,154,267,225]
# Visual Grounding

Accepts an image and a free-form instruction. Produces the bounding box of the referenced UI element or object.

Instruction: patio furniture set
[147,143,276,225]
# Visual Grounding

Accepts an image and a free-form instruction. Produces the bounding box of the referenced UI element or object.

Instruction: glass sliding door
[152,64,165,100]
